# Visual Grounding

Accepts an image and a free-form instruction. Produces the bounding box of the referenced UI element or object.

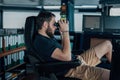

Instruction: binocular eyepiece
[54,22,60,28]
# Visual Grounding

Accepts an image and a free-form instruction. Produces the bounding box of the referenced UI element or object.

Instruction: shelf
[6,62,26,72]
[0,62,26,76]
[0,46,26,58]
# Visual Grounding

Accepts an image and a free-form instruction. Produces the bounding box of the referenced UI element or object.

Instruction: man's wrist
[61,31,69,36]
[61,31,69,33]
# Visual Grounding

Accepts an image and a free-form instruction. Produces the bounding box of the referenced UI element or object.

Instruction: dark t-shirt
[33,34,76,62]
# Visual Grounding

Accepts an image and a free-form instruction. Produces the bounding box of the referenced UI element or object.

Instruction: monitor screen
[104,16,120,33]
[83,15,101,32]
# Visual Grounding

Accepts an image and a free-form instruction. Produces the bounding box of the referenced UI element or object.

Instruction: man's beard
[46,27,54,38]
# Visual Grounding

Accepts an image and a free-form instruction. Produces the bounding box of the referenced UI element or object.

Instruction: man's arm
[51,20,72,61]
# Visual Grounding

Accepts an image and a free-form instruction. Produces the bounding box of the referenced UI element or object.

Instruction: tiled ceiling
[42,0,100,6]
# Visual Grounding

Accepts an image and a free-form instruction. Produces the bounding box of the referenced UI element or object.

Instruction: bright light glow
[110,8,120,16]
[36,6,42,8]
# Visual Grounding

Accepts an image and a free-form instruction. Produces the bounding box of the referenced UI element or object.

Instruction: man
[34,11,112,80]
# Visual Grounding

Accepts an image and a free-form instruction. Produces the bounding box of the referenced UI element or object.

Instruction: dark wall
[0,10,2,29]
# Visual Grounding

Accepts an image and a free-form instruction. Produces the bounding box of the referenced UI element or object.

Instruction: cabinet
[0,29,26,80]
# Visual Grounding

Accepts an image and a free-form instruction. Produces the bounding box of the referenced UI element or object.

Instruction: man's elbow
[62,51,72,61]
[62,54,72,61]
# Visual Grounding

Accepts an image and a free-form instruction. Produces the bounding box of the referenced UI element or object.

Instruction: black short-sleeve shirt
[33,34,76,62]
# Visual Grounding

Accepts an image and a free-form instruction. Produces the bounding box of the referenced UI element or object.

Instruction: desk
[82,32,120,51]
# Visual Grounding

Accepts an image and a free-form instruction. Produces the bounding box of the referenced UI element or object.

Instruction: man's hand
[58,20,69,33]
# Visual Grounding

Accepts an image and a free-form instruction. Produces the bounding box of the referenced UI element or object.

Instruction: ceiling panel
[75,0,100,5]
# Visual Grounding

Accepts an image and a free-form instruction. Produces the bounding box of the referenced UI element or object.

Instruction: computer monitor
[83,15,101,32]
[104,16,120,33]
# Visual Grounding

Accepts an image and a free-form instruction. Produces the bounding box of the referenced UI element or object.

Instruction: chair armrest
[36,59,81,73]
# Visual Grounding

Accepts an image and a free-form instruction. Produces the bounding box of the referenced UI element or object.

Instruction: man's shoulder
[36,34,49,40]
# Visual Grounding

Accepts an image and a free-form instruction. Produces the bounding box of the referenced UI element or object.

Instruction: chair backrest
[24,16,37,50]
[24,16,45,63]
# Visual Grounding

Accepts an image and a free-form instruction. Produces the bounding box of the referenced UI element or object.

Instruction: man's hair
[36,11,55,30]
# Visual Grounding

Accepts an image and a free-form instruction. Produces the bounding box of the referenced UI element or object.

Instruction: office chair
[24,16,81,80]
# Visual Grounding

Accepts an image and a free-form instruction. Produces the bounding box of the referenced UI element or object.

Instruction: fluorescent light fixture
[75,5,98,9]
[36,6,60,9]
[36,5,97,9]
[44,6,61,9]
[36,6,61,9]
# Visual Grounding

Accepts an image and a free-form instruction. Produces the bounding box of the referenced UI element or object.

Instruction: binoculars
[54,22,60,28]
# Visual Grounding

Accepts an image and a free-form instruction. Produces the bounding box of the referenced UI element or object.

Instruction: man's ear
[43,21,48,29]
